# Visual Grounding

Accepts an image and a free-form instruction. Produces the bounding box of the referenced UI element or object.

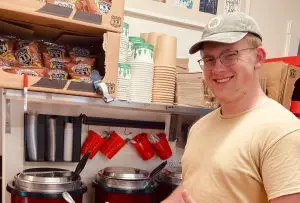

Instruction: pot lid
[159,167,182,184]
[98,167,150,180]
[14,168,83,193]
[16,168,73,184]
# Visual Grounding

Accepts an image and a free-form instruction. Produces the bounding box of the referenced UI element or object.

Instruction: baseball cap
[189,12,262,54]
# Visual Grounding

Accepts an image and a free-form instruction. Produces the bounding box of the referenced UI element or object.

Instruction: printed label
[54,0,75,9]
[50,58,65,69]
[72,64,91,75]
[16,69,38,77]
[0,42,8,55]
[48,69,68,80]
[16,47,32,65]
[73,47,90,57]
[47,47,65,58]
[110,15,122,28]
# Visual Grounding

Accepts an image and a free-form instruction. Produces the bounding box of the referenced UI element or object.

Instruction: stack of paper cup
[117,63,131,101]
[128,36,145,62]
[129,43,154,103]
[118,22,129,63]
[152,35,177,104]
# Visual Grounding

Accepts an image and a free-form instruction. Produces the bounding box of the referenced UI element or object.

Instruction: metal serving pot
[92,161,167,203]
[155,166,182,202]
[7,152,90,203]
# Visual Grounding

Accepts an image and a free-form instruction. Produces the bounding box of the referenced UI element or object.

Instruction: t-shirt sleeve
[261,129,300,200]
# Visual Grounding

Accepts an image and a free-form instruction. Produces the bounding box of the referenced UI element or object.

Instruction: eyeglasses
[197,47,257,70]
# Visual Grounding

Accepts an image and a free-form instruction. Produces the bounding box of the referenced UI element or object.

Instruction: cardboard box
[0,0,124,35]
[260,61,300,109]
[0,16,120,98]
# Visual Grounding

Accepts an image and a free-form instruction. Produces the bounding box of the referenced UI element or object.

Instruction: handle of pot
[71,151,91,181]
[149,161,167,179]
[62,192,75,203]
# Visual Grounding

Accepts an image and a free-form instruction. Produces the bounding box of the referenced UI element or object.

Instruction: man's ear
[254,47,266,70]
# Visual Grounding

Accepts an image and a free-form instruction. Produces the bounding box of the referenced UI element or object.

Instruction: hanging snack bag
[0,36,18,66]
[15,40,43,68]
[42,42,66,59]
[66,57,95,76]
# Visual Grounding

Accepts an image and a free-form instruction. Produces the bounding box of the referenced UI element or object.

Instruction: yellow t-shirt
[182,97,300,203]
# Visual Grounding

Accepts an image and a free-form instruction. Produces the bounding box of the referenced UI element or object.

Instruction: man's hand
[182,190,196,203]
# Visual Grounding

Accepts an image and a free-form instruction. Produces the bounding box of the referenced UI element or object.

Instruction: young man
[163,12,300,203]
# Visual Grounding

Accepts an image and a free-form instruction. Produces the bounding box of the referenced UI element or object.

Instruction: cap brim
[189,32,248,54]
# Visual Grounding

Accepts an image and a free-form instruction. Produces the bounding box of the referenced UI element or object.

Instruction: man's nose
[211,59,227,73]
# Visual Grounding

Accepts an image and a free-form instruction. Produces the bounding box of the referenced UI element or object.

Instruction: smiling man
[162,12,300,203]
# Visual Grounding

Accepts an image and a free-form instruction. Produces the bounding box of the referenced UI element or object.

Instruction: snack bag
[66,57,95,76]
[15,40,43,68]
[0,36,18,66]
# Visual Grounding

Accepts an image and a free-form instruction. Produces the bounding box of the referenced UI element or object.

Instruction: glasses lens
[198,59,205,69]
[220,51,238,66]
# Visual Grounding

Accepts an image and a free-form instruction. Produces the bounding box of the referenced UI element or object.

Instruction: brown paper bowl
[154,35,177,67]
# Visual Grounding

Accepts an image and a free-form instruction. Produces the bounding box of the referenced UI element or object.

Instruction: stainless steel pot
[157,166,182,186]
[95,161,167,191]
[14,168,83,193]
[96,167,151,190]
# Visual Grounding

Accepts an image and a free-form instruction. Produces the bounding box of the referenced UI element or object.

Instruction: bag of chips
[0,36,18,66]
[42,42,66,59]
[68,46,91,59]
[66,57,95,76]
[15,40,43,68]
[43,55,71,69]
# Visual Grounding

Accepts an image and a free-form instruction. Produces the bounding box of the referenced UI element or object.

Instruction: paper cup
[140,33,149,42]
[155,35,177,67]
[147,32,165,50]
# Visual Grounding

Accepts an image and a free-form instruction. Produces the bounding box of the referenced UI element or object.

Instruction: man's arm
[161,185,196,203]
[270,193,300,203]
[261,130,300,203]
[161,185,183,203]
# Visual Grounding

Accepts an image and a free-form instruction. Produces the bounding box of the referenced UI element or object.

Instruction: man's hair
[245,33,262,47]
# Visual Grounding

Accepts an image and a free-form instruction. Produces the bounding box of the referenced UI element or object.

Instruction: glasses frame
[197,47,257,70]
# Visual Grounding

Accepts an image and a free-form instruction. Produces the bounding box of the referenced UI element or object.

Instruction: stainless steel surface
[96,167,152,190]
[14,168,83,193]
[26,113,38,161]
[158,167,182,185]
[47,118,56,161]
[62,192,75,203]
[99,167,149,180]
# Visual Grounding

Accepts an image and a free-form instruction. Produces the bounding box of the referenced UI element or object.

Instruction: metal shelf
[3,89,213,116]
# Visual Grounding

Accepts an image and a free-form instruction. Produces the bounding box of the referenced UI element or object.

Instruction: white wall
[124,0,300,69]
[124,15,203,72]
[250,0,300,57]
